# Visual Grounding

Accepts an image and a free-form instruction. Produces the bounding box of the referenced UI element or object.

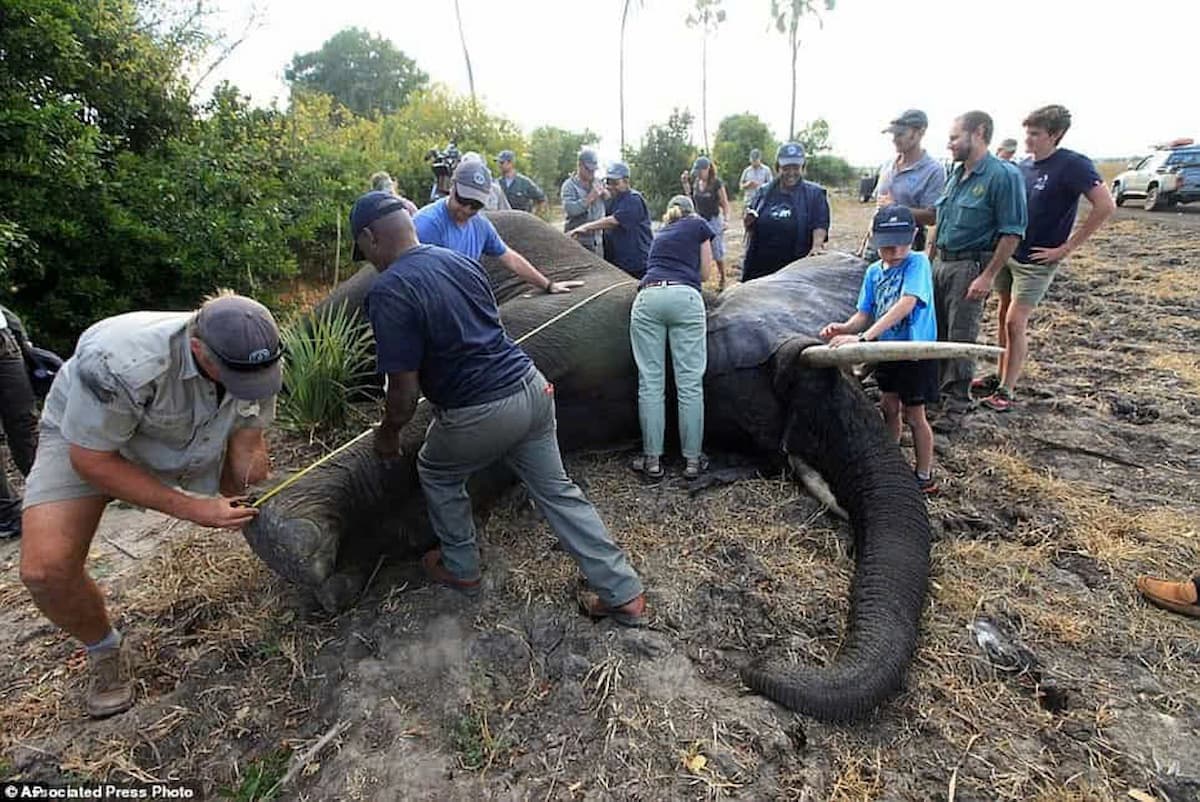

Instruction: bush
[528,126,599,204]
[805,154,856,188]
[278,302,377,436]
[712,113,777,200]
[623,109,698,218]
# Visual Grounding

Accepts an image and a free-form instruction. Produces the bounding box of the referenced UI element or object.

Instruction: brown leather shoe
[1136,576,1200,619]
[578,590,647,628]
[87,639,134,719]
[421,549,482,593]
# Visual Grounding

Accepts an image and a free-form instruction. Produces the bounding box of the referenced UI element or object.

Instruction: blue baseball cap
[871,204,917,247]
[350,190,412,261]
[497,149,515,163]
[606,161,630,180]
[777,142,806,166]
[452,160,493,205]
[692,156,711,172]
[578,148,599,169]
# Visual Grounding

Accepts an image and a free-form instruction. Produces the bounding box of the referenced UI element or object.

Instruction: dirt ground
[2,193,1199,801]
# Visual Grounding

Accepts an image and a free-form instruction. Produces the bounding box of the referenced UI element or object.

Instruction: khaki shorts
[22,424,107,510]
[993,257,1060,307]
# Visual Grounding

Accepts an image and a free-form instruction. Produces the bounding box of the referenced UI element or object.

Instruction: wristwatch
[857,333,868,342]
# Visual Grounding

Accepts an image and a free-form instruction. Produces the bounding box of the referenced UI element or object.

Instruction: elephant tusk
[788,456,848,521]
[800,341,1004,367]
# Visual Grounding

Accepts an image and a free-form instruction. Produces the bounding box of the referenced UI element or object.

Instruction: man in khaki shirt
[20,294,281,718]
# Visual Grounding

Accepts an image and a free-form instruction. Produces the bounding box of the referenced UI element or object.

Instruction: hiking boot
[629,454,663,480]
[969,373,1000,398]
[915,470,939,495]
[87,639,135,719]
[421,549,482,594]
[683,454,709,479]
[578,590,647,628]
[981,386,1015,412]
[1136,576,1200,619]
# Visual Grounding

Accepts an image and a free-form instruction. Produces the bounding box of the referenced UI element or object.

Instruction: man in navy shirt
[350,192,646,625]
[411,162,577,295]
[976,105,1114,411]
[741,142,831,281]
[565,162,652,278]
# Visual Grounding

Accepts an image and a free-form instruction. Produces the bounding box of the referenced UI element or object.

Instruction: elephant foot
[314,568,368,614]
[242,509,339,589]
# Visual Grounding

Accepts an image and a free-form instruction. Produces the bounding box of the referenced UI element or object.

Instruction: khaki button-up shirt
[41,312,275,495]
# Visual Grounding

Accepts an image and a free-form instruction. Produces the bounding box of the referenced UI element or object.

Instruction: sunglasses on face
[455,192,485,211]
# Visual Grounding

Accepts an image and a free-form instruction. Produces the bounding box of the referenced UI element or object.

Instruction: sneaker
[914,471,939,495]
[981,386,1015,412]
[87,639,135,719]
[629,454,664,479]
[969,373,1000,398]
[577,590,647,627]
[1136,576,1200,619]
[683,454,709,479]
[420,549,482,594]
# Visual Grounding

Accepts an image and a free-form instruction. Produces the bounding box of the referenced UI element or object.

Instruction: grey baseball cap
[883,109,929,134]
[195,295,283,400]
[667,195,694,214]
[998,138,1019,151]
[452,160,493,205]
[606,161,630,180]
[497,149,515,163]
[749,148,762,160]
[578,148,599,169]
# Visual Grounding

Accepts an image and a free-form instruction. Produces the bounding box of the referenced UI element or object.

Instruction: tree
[712,113,777,198]
[795,117,831,154]
[770,0,835,140]
[624,109,697,217]
[619,0,645,153]
[529,126,599,203]
[454,0,476,104]
[285,28,428,119]
[685,0,726,153]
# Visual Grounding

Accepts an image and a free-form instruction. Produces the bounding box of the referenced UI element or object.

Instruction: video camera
[425,140,461,200]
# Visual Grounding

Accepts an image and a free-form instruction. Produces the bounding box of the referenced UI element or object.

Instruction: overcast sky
[202,0,1198,168]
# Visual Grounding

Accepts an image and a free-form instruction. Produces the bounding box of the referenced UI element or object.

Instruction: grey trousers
[417,368,643,607]
[0,331,38,525]
[933,256,986,397]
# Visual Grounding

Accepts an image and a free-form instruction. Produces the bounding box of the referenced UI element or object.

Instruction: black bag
[1,305,63,400]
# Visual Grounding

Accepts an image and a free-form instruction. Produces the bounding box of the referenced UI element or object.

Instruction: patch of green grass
[219,749,290,802]
[278,301,376,435]
[451,704,508,771]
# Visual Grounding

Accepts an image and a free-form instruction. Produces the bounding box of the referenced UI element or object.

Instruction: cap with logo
[349,190,411,261]
[497,149,516,164]
[578,148,599,169]
[883,109,929,134]
[871,204,917,248]
[451,160,494,205]
[606,161,631,181]
[776,142,806,166]
[195,295,283,400]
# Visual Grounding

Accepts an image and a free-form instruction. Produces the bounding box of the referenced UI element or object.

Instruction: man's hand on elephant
[965,275,992,301]
[374,425,402,460]
[827,334,860,349]
[186,496,259,529]
[820,322,846,340]
[547,280,584,294]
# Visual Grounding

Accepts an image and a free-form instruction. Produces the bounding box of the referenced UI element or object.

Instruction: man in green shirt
[496,150,547,214]
[932,110,1027,404]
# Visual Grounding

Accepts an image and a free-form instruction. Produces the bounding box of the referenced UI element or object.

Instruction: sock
[85,628,121,654]
[916,470,932,481]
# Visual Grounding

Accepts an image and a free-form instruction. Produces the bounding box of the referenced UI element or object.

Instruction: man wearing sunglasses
[413,161,578,294]
[19,293,280,719]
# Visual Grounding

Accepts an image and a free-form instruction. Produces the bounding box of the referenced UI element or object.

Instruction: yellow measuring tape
[252,278,636,508]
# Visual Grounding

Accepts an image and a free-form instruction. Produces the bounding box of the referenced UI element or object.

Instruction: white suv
[1112,141,1200,211]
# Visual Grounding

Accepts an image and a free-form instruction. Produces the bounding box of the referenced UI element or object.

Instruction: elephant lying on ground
[245,211,992,722]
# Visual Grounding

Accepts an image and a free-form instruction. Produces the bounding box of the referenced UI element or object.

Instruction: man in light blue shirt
[869,109,945,257]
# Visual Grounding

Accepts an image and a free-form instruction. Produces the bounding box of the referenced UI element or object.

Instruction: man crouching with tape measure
[350,191,646,626]
[20,293,280,718]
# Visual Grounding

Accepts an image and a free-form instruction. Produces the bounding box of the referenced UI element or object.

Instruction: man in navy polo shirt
[565,162,652,278]
[412,162,576,294]
[976,104,1114,412]
[350,192,646,625]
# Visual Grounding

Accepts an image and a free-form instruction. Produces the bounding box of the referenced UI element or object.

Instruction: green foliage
[805,153,856,187]
[795,118,832,155]
[770,0,836,139]
[528,126,599,203]
[286,27,428,119]
[624,109,698,218]
[219,748,290,801]
[278,302,376,435]
[713,113,777,199]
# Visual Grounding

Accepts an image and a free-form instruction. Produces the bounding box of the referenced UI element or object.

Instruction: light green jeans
[629,284,707,459]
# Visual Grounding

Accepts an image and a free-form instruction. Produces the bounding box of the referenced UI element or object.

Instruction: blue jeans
[629,285,707,459]
[417,368,642,607]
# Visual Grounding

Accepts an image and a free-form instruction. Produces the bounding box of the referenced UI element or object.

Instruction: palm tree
[454,0,476,104]
[619,0,644,154]
[686,0,726,153]
[770,0,835,140]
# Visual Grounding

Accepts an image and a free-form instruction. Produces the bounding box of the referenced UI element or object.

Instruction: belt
[639,280,687,290]
[937,249,990,263]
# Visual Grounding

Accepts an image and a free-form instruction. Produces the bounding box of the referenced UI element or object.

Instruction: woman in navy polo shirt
[742,142,831,281]
[629,195,715,480]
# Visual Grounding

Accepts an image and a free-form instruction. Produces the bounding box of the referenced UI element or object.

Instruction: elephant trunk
[740,349,930,722]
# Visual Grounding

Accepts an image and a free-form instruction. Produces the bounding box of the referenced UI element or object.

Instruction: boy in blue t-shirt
[820,205,939,493]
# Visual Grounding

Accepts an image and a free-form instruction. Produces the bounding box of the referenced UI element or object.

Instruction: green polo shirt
[934,153,1027,253]
[499,173,546,213]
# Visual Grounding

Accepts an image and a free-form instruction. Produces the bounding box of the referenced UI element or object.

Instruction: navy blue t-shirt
[364,245,532,410]
[743,180,831,280]
[642,216,714,291]
[603,189,652,278]
[1016,148,1102,263]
